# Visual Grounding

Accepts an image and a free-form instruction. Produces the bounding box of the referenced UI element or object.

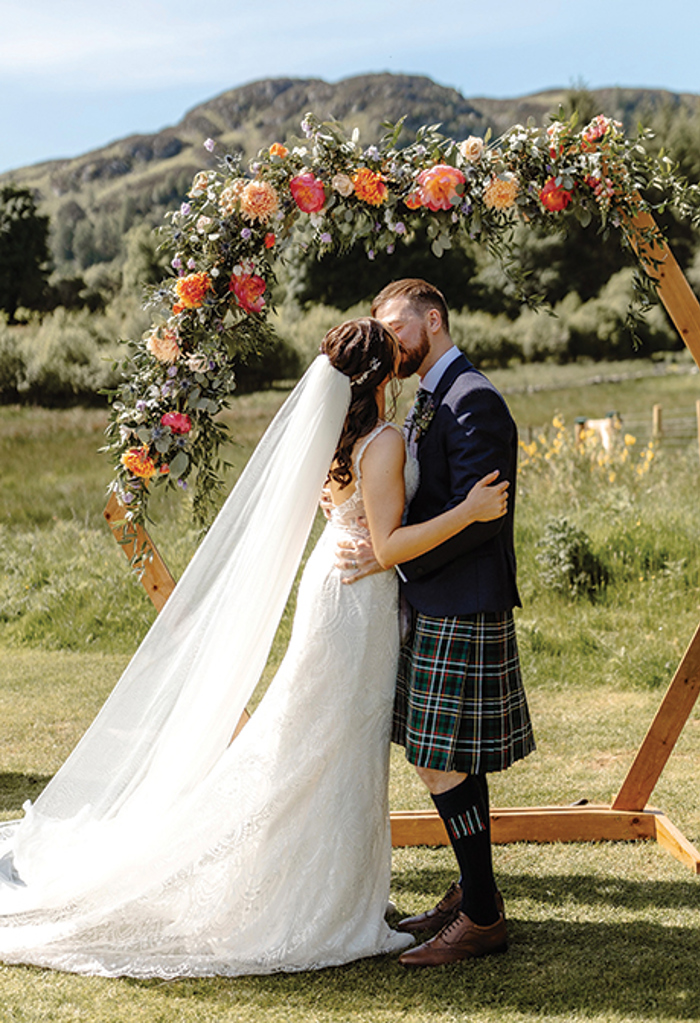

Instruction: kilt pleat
[393,610,535,774]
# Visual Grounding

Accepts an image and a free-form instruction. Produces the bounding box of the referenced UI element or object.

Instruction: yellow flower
[240,180,279,223]
[121,447,157,481]
[483,174,518,210]
[624,433,636,446]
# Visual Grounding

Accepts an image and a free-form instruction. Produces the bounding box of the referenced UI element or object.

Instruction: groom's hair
[371,278,450,333]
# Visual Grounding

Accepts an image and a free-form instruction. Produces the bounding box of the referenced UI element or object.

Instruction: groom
[341,278,535,967]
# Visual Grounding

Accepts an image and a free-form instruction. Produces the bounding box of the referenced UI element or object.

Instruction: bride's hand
[463,470,509,522]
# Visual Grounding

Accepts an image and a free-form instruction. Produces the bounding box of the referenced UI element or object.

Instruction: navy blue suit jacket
[399,352,521,617]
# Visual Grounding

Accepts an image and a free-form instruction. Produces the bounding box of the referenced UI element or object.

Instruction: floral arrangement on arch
[104,110,698,528]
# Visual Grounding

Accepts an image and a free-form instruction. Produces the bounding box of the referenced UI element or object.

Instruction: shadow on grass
[0,773,52,814]
[124,870,699,1021]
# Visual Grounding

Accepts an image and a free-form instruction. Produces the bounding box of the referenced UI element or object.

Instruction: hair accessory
[351,357,381,387]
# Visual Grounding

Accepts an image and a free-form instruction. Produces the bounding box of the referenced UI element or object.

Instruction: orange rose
[352,167,388,206]
[121,447,157,481]
[269,143,289,158]
[174,272,211,310]
[539,177,573,212]
[404,192,423,210]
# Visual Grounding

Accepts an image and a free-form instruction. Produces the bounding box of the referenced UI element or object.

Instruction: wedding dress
[0,357,417,977]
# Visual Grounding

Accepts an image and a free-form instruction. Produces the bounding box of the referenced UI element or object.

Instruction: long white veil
[0,355,351,899]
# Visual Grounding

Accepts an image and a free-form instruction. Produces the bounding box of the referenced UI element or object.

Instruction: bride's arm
[361,428,508,571]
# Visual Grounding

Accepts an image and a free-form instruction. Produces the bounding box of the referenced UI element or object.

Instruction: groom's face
[374,297,431,379]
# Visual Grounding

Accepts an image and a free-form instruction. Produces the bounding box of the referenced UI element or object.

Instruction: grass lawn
[0,355,699,1021]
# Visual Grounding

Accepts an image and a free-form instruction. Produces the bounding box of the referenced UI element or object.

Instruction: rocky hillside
[3,73,698,248]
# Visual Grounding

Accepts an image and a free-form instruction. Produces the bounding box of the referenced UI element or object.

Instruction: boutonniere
[409,393,437,443]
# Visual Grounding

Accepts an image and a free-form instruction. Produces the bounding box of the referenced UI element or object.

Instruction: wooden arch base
[105,213,700,874]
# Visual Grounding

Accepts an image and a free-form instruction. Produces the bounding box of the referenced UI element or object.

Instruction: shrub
[536,517,610,599]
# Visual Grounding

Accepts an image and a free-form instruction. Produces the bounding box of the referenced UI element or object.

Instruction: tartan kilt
[393,610,535,774]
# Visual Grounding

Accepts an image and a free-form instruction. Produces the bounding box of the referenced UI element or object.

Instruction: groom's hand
[335,535,383,584]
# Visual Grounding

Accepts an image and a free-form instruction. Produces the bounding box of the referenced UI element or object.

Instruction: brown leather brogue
[398,910,508,967]
[396,883,505,935]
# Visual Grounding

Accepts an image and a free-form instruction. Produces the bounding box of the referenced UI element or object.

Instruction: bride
[0,318,508,978]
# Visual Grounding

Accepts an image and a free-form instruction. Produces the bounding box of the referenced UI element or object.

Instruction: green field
[0,356,699,1022]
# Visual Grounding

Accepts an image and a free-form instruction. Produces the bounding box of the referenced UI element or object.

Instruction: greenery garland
[104,110,700,527]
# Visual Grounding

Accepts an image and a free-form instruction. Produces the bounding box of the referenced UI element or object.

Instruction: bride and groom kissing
[0,278,534,978]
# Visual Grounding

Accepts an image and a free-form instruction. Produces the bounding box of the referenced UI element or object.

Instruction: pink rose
[229,271,266,314]
[161,412,192,435]
[290,172,326,213]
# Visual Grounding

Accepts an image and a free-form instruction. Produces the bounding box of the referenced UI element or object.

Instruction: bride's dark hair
[321,317,398,489]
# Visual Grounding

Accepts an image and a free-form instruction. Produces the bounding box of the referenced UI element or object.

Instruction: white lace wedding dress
[0,401,417,978]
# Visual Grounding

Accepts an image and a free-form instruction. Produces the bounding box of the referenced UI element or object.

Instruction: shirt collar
[419,345,460,393]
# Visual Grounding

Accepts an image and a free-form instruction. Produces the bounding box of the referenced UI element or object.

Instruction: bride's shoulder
[357,421,405,471]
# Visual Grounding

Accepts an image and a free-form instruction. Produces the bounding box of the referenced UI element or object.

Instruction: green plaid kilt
[393,610,535,774]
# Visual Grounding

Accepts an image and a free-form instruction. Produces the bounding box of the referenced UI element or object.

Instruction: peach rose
[146,326,180,363]
[332,173,354,198]
[416,164,466,211]
[229,271,266,314]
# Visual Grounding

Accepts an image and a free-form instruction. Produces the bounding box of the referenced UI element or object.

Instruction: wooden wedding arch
[105,116,700,872]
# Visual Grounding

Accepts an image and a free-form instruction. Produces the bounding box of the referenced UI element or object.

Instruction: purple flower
[167,365,178,378]
[387,244,395,254]
[364,146,380,161]
[394,221,406,235]
[368,249,375,261]
[204,138,216,153]
[187,258,196,270]
[180,202,191,216]
[241,227,252,240]
[122,492,133,504]
[135,400,147,412]
[171,256,182,270]
[177,478,188,490]
[301,116,314,138]
[320,232,332,244]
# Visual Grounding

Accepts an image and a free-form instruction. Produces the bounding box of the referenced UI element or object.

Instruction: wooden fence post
[652,403,663,439]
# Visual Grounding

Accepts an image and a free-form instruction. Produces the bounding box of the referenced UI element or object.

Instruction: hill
[3,73,699,240]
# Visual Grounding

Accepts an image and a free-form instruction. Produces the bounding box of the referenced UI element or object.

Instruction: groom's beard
[398,327,431,379]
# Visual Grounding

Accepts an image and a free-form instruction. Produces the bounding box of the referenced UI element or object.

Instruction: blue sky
[3,0,700,174]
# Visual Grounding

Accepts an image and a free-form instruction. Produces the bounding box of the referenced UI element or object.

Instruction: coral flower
[352,167,388,206]
[146,326,180,364]
[269,143,289,158]
[240,180,280,223]
[264,232,276,249]
[416,165,466,211]
[230,271,266,314]
[174,272,211,310]
[540,177,573,212]
[161,411,192,435]
[121,447,157,481]
[290,173,326,213]
[404,191,424,210]
[483,174,519,210]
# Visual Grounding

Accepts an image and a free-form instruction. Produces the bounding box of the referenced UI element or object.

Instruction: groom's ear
[426,307,443,335]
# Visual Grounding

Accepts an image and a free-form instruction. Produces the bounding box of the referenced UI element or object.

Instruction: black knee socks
[431,774,499,926]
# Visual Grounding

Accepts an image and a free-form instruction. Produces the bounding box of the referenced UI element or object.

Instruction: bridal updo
[321,317,399,489]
